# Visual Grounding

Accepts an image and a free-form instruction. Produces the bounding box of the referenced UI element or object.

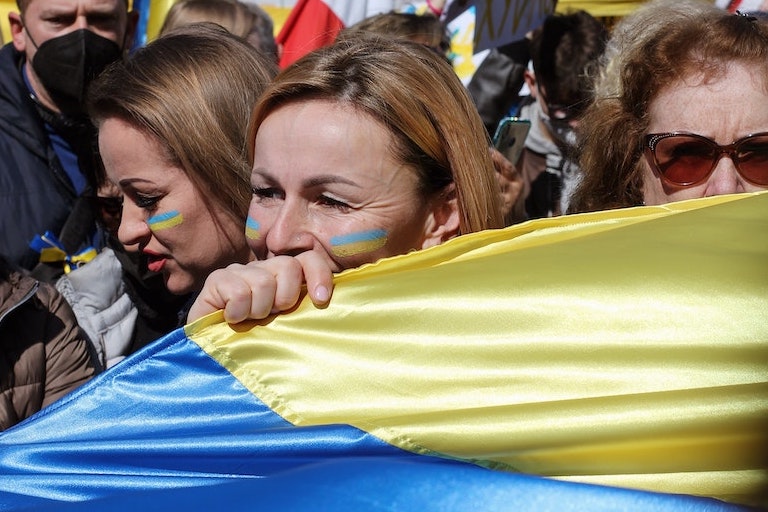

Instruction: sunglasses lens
[653,136,715,185]
[736,135,768,186]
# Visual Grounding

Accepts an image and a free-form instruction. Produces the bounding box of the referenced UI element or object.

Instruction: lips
[144,250,167,273]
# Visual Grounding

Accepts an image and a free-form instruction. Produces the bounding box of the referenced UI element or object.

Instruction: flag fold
[0,192,766,510]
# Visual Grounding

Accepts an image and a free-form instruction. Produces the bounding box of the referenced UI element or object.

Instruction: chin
[164,275,196,296]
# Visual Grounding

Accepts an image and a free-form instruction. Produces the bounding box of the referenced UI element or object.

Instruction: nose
[263,201,314,257]
[74,14,89,30]
[117,203,151,248]
[704,156,743,196]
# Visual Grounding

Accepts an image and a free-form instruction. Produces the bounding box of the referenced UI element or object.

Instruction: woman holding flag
[189,33,503,322]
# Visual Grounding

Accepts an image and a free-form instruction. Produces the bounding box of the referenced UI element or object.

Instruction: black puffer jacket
[0,43,94,272]
[0,256,96,430]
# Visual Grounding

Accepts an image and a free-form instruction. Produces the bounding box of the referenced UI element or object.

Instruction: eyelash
[318,195,350,212]
[252,186,281,200]
[252,187,351,212]
[135,194,160,209]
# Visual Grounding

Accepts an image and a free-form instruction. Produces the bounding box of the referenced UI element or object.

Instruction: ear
[421,184,460,250]
[523,69,537,99]
[9,12,26,53]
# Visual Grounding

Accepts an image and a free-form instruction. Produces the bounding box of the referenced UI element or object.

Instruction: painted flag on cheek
[245,216,260,240]
[330,228,388,257]
[147,210,184,231]
[0,192,766,510]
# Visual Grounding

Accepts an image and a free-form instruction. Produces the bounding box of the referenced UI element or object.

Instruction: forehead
[253,100,412,185]
[647,63,768,138]
[24,0,127,14]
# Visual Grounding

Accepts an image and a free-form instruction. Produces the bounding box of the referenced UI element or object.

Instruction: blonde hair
[248,35,503,234]
[160,0,277,61]
[88,23,277,231]
[161,0,251,37]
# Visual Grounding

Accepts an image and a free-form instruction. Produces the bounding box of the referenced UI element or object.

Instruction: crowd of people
[0,0,766,507]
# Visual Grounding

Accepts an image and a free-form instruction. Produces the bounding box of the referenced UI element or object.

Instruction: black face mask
[29,28,122,115]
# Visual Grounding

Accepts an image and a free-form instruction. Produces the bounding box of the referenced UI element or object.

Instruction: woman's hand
[187,252,335,324]
[490,147,524,225]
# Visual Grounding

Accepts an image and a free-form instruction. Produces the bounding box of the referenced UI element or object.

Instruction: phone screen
[493,117,531,165]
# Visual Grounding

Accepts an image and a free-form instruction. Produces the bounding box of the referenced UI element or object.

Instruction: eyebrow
[39,4,117,16]
[118,178,155,188]
[253,169,362,189]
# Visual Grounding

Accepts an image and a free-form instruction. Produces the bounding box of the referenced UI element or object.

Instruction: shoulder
[0,45,47,151]
[0,262,37,317]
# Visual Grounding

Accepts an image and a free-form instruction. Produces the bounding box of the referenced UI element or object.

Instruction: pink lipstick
[144,250,167,273]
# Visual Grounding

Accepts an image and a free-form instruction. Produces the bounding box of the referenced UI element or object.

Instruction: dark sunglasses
[537,86,588,122]
[544,100,588,122]
[87,195,123,234]
[644,132,768,187]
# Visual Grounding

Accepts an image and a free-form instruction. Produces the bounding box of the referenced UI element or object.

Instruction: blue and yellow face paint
[330,229,388,257]
[148,210,184,231]
[245,216,260,240]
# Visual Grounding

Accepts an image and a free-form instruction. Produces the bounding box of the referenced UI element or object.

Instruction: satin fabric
[16,459,751,512]
[0,192,765,510]
[0,337,751,512]
[0,328,418,505]
[190,192,768,506]
[3,332,741,512]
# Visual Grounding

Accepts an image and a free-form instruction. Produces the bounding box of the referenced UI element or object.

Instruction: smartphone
[492,117,531,166]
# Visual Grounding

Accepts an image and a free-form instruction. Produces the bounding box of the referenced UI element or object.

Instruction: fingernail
[314,285,330,302]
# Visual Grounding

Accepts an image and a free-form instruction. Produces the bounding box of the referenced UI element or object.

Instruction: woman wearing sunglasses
[568,0,768,212]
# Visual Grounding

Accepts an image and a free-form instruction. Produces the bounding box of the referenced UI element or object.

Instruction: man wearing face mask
[0,0,137,277]
[515,11,607,219]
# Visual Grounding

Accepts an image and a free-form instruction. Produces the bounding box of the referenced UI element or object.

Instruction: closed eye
[317,194,350,212]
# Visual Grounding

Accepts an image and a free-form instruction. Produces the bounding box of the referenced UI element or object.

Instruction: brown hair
[88,23,277,232]
[529,10,607,109]
[569,0,768,213]
[337,11,450,60]
[247,35,503,234]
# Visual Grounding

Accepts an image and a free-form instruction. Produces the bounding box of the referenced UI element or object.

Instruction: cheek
[245,202,269,254]
[329,228,389,258]
[245,215,261,241]
[147,210,184,233]
[643,166,702,205]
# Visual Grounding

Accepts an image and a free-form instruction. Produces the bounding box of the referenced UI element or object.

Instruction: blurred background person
[338,10,450,62]
[0,253,96,430]
[160,0,278,63]
[0,0,137,278]
[515,10,607,220]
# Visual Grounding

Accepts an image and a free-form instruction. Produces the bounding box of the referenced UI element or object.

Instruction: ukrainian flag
[0,192,765,511]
